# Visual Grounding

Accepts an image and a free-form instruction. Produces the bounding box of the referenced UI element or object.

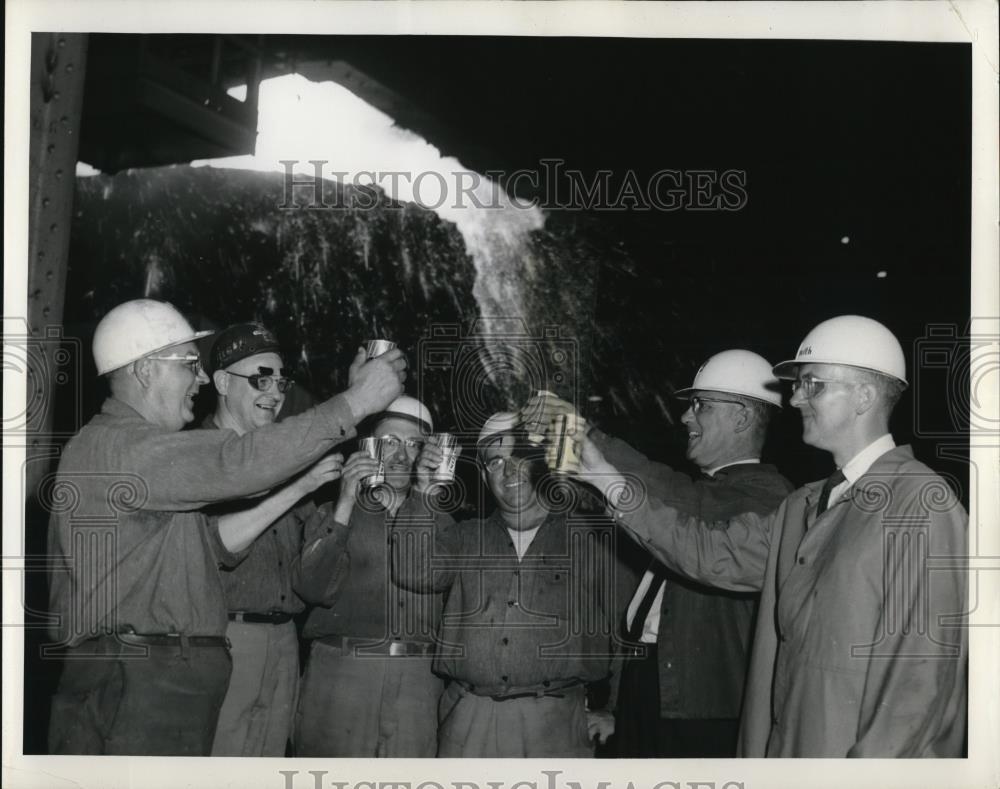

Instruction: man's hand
[586,709,615,746]
[295,453,344,496]
[413,438,444,495]
[412,438,463,495]
[337,450,381,505]
[519,391,579,444]
[344,347,407,419]
[575,433,628,505]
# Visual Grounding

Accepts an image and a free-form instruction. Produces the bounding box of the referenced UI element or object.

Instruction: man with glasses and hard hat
[296,395,446,757]
[574,316,967,757]
[533,351,794,757]
[201,322,354,756]
[46,298,406,756]
[389,411,616,758]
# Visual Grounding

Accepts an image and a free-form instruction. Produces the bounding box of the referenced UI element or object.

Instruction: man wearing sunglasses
[389,412,616,758]
[201,322,354,756]
[46,299,406,756]
[575,316,967,758]
[296,395,446,757]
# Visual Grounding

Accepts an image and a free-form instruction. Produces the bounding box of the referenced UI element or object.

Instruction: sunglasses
[226,366,294,393]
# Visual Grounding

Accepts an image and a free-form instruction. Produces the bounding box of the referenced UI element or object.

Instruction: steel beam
[25,33,88,501]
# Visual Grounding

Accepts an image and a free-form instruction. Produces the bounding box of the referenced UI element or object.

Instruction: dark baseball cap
[209,322,282,374]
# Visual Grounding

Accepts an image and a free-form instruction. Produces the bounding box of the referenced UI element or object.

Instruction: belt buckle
[389,640,406,657]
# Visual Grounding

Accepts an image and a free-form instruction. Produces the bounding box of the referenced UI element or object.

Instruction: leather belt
[117,628,229,648]
[318,635,435,657]
[460,680,583,701]
[228,611,294,625]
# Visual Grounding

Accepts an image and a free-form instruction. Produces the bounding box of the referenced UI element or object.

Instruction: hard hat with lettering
[675,349,783,407]
[375,395,434,434]
[92,299,214,375]
[772,315,907,385]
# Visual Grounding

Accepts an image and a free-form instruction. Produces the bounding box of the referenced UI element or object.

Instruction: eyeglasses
[227,367,294,393]
[378,434,425,456]
[789,374,854,400]
[148,353,204,376]
[689,396,746,414]
[483,455,514,475]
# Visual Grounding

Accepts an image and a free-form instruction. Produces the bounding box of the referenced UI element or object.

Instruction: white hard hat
[675,349,783,407]
[92,299,214,375]
[377,395,434,434]
[477,412,519,447]
[772,315,907,385]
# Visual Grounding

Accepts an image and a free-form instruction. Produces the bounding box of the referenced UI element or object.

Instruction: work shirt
[594,429,793,719]
[48,394,358,646]
[301,498,443,644]
[610,443,968,757]
[391,500,615,697]
[200,416,350,614]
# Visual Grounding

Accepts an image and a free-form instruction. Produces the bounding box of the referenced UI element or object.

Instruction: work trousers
[437,681,594,758]
[47,635,231,755]
[614,643,739,757]
[295,640,442,757]
[211,620,299,756]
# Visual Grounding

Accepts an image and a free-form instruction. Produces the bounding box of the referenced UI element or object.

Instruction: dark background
[24,35,971,752]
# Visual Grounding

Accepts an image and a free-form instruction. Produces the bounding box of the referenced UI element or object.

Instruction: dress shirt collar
[839,434,896,486]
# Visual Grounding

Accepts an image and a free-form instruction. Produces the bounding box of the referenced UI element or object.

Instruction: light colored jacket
[613,445,967,757]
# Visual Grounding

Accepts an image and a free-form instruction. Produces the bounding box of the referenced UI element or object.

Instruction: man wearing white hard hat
[46,299,406,756]
[296,395,447,757]
[577,316,967,757]
[567,350,793,757]
[389,411,615,757]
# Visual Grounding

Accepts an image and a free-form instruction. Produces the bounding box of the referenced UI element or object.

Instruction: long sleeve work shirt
[391,498,615,697]
[48,394,358,645]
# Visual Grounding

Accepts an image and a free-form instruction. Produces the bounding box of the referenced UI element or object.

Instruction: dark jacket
[594,429,794,718]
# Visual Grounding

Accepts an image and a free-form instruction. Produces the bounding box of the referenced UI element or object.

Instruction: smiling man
[390,412,616,758]
[525,352,792,757]
[577,316,968,757]
[46,299,406,756]
[204,323,354,756]
[296,396,446,757]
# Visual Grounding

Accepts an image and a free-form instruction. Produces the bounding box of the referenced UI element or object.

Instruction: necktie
[816,469,847,516]
[624,562,667,642]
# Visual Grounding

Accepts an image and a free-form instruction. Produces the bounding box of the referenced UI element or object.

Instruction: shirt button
[542,680,550,687]
[501,637,509,645]
[280,595,286,601]
[277,560,283,567]
[507,600,516,607]
[501,675,509,683]
[798,557,806,565]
